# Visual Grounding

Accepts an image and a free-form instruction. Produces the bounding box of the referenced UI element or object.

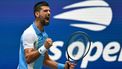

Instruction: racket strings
[66,31,91,63]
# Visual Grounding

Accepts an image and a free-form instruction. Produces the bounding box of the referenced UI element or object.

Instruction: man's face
[37,6,50,26]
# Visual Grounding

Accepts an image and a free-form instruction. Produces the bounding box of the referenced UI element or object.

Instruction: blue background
[0,0,122,69]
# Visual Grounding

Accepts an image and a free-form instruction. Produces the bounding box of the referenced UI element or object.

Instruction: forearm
[44,52,65,69]
[44,59,58,69]
[43,52,57,69]
[25,48,40,64]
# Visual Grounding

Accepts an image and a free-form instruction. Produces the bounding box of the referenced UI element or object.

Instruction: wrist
[38,45,47,55]
[57,63,65,69]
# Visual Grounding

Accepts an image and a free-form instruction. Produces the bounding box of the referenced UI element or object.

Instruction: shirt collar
[32,22,44,35]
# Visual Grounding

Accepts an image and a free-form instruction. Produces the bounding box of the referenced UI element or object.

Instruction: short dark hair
[33,1,49,16]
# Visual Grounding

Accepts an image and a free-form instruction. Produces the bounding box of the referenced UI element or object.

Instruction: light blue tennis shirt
[18,23,48,69]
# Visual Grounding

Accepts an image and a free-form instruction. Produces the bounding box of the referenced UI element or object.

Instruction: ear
[35,12,39,18]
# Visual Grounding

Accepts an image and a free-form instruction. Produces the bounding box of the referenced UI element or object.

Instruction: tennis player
[18,1,75,69]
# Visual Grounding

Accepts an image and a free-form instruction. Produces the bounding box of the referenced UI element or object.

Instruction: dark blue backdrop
[0,0,122,69]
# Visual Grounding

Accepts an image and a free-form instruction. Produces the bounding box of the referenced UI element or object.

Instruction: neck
[34,19,44,32]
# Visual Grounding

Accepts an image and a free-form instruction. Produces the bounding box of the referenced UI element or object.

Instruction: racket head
[66,31,91,63]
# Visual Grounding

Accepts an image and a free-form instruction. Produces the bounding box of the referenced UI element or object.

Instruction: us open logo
[54,0,113,31]
[50,0,122,69]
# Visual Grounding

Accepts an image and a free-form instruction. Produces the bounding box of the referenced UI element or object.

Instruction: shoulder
[21,25,37,40]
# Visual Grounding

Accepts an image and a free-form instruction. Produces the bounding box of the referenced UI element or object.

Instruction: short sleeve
[22,32,36,49]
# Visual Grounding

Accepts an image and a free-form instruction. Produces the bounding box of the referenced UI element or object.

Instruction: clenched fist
[44,38,53,49]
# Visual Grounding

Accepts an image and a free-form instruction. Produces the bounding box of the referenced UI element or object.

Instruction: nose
[48,10,50,15]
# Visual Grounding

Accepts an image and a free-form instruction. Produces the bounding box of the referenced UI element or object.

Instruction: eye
[43,10,50,12]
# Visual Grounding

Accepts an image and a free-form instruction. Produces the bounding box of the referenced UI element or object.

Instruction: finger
[46,38,53,46]
[66,61,76,69]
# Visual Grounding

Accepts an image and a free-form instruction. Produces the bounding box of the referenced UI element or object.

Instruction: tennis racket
[66,31,91,69]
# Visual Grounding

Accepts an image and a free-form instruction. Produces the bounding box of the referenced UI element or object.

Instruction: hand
[44,38,53,49]
[65,61,76,69]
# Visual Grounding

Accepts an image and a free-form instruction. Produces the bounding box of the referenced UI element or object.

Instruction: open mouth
[45,16,50,21]
[45,15,50,20]
[46,17,49,20]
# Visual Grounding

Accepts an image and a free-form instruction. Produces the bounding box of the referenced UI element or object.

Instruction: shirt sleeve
[22,32,36,49]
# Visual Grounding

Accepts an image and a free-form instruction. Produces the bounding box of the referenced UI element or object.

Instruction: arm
[43,50,75,69]
[22,32,41,64]
[24,38,52,64]
[43,52,58,69]
[24,48,40,64]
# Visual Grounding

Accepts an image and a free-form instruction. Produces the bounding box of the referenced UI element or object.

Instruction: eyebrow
[42,9,50,12]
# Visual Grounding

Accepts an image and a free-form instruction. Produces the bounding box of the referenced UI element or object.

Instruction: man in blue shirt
[18,1,75,69]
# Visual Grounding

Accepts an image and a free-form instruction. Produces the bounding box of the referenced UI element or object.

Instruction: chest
[34,33,48,49]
